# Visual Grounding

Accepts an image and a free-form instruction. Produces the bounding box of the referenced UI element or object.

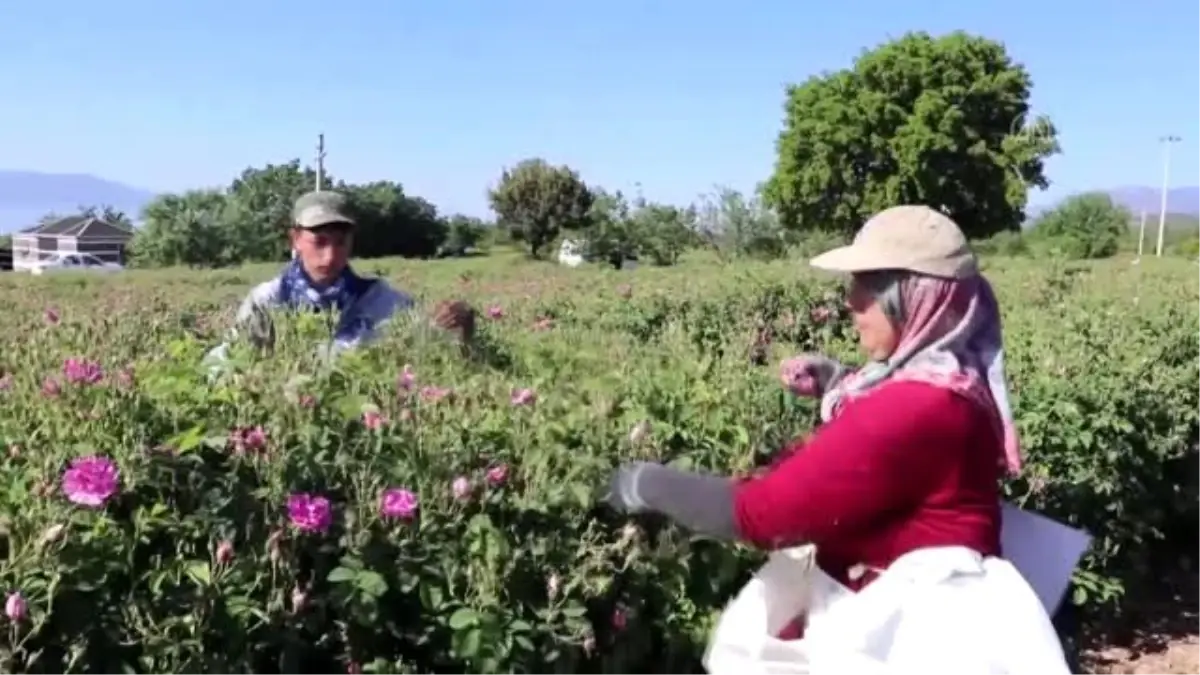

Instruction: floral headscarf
[820,273,1021,474]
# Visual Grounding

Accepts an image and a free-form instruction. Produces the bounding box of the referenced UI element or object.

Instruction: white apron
[703,503,1091,674]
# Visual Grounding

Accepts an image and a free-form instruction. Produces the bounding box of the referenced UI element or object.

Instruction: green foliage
[442,215,489,255]
[580,189,639,268]
[762,31,1059,239]
[974,230,1030,257]
[1028,193,1130,260]
[695,187,788,261]
[488,159,594,259]
[127,161,450,268]
[0,254,1193,672]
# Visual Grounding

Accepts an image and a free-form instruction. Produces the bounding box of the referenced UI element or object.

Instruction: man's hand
[431,300,476,344]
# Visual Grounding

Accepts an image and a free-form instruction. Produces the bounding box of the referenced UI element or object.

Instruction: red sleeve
[732,381,976,549]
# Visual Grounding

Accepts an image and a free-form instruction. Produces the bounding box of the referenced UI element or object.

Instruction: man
[207,190,475,365]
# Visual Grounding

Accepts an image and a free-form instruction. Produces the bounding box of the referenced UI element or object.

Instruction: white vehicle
[27,252,124,275]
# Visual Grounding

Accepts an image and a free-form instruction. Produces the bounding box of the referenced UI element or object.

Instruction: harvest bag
[703,504,1090,674]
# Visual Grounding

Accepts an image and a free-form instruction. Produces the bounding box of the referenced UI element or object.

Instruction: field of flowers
[0,252,1195,673]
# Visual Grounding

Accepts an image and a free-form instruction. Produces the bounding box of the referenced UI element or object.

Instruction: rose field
[0,252,1195,674]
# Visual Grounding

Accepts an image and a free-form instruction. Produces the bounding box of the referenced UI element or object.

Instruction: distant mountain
[1105,186,1200,217]
[0,171,157,234]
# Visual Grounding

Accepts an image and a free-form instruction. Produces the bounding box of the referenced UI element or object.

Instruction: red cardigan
[732,380,1003,638]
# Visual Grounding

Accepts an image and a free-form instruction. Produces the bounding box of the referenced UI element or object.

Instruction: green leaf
[327,567,356,583]
[184,560,211,586]
[1072,585,1088,606]
[166,425,208,453]
[560,603,587,618]
[448,608,480,630]
[355,570,388,598]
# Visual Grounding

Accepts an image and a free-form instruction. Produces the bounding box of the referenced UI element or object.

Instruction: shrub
[0,256,1193,673]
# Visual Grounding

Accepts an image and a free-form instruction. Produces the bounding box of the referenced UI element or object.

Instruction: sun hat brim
[809,244,894,274]
[809,244,978,278]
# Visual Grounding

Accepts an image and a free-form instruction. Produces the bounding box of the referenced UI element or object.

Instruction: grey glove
[603,462,739,540]
[241,305,276,354]
[605,462,653,513]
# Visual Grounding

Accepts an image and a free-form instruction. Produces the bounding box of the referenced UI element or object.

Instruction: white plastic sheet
[703,503,1088,674]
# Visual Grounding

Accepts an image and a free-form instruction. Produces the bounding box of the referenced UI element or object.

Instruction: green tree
[1028,192,1130,259]
[582,189,641,269]
[343,181,446,259]
[442,214,488,255]
[225,161,330,262]
[488,159,593,259]
[629,197,697,266]
[78,204,135,229]
[128,190,234,267]
[762,31,1059,239]
[695,186,787,260]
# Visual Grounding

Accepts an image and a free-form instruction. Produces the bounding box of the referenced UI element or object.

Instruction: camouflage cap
[292,190,355,229]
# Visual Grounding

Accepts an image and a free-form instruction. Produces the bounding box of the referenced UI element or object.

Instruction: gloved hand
[780,354,845,398]
[603,462,654,513]
[241,305,277,355]
[601,462,739,539]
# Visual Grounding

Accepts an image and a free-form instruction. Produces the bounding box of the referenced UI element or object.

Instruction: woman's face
[846,274,901,361]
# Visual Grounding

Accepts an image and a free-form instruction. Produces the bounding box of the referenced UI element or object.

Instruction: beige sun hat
[809,205,978,279]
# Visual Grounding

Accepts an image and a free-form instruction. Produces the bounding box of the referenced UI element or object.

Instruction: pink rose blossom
[215,539,235,564]
[510,388,536,406]
[230,426,267,454]
[451,476,472,501]
[62,358,104,385]
[41,377,60,398]
[486,305,504,319]
[362,409,387,430]
[115,367,135,389]
[5,592,27,622]
[611,605,628,631]
[61,456,120,508]
[486,464,509,487]
[286,493,333,533]
[379,487,419,520]
[421,386,451,402]
[397,364,415,391]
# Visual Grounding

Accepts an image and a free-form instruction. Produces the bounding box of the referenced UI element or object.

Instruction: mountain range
[0,171,157,234]
[0,170,1197,235]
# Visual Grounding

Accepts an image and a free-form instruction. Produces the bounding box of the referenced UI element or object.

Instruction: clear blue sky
[0,0,1196,218]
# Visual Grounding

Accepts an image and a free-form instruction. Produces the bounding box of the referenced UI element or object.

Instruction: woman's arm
[606,382,973,547]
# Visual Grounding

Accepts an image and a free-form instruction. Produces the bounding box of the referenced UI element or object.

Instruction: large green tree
[129,189,234,267]
[762,31,1059,238]
[127,161,451,268]
[488,159,593,259]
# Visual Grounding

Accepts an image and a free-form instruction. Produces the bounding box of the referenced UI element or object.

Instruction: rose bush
[0,254,1193,673]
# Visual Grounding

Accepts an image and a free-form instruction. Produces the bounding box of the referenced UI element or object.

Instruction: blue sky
[0,0,1196,218]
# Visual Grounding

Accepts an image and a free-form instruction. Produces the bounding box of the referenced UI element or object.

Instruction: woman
[604,205,1072,673]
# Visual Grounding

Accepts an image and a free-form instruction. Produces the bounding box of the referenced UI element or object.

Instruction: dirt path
[1080,567,1198,674]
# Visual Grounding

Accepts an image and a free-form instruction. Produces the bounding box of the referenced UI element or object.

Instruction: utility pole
[1137,210,1147,258]
[1155,134,1181,257]
[315,133,326,192]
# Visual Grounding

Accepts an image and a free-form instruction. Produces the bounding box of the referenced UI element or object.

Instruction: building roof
[19,216,134,239]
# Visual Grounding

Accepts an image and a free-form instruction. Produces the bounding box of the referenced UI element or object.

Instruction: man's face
[290,223,354,285]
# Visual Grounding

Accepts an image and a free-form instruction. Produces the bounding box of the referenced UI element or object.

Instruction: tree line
[18,30,1186,269]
